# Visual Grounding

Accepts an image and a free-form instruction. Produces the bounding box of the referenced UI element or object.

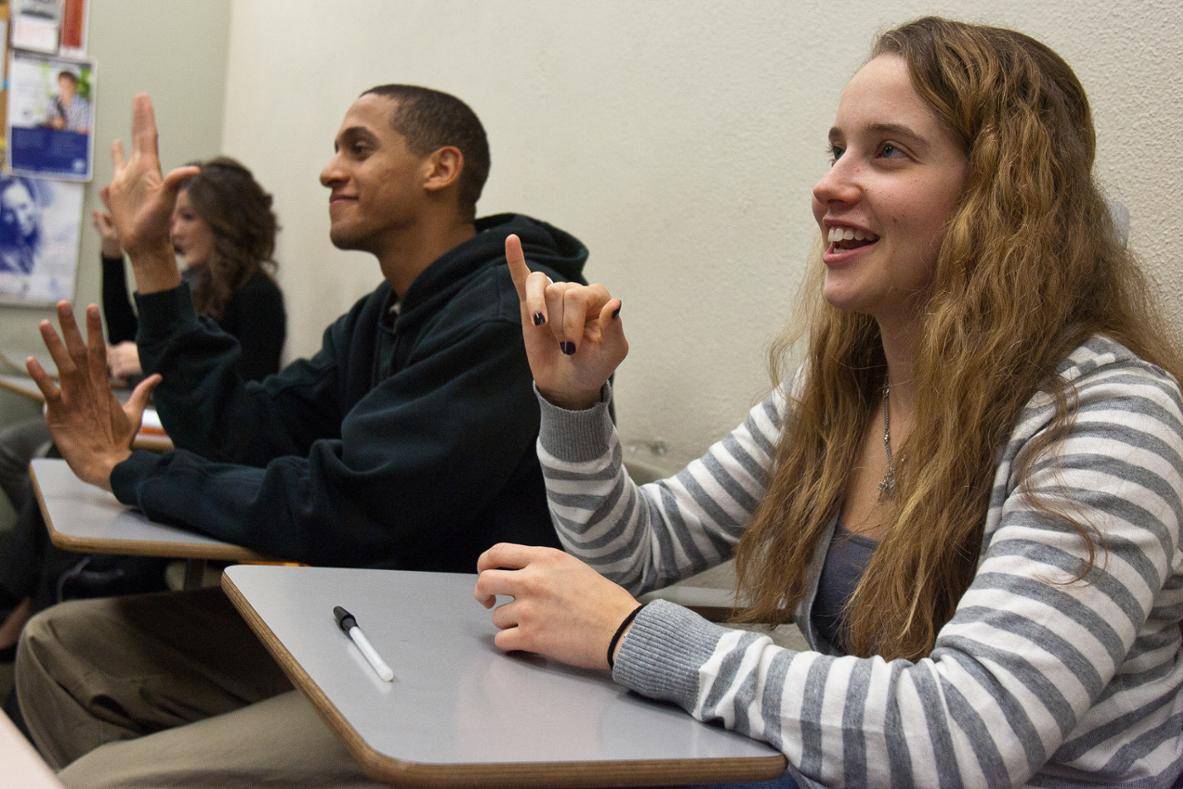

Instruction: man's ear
[423,146,464,194]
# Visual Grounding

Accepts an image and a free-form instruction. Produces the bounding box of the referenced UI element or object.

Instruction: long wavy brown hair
[180,157,279,320]
[734,16,1181,661]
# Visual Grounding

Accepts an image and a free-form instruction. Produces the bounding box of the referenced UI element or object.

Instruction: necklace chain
[878,378,897,500]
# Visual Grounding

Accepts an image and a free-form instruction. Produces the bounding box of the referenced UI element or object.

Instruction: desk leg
[182,559,208,591]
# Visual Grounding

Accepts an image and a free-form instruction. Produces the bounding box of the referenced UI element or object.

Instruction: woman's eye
[879,142,905,159]
[828,145,844,164]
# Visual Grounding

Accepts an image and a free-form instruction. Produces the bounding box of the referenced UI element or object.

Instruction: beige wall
[13,1,1177,471]
[0,0,231,355]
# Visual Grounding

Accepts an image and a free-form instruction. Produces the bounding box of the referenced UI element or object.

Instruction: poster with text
[0,176,83,306]
[10,0,60,53]
[6,49,94,180]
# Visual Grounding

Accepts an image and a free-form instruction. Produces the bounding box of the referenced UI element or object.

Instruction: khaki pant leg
[58,690,381,788]
[15,587,292,769]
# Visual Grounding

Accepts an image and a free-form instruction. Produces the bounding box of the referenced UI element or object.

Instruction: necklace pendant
[878,377,896,501]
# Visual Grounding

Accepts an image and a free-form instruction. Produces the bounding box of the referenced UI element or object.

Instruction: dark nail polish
[560,341,576,356]
[532,311,545,326]
[611,306,621,319]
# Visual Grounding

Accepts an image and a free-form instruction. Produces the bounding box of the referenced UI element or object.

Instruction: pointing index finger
[505,234,529,301]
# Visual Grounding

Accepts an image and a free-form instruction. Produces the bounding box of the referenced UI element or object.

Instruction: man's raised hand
[104,94,199,291]
[26,302,160,490]
[505,234,627,410]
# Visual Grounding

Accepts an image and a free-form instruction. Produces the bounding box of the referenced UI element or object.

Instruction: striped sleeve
[536,381,787,595]
[609,360,1183,786]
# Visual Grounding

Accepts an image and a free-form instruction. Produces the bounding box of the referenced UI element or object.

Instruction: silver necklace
[878,379,897,500]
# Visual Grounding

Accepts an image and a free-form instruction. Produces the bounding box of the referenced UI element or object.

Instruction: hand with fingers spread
[505,234,628,410]
[104,94,199,291]
[26,302,161,490]
[474,542,642,670]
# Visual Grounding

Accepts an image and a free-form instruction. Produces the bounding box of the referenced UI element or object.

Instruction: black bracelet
[607,603,645,669]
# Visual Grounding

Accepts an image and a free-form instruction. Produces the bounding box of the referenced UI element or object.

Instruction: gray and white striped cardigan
[537,336,1183,787]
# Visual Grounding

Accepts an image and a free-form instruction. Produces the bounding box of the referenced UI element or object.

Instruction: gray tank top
[811,521,879,653]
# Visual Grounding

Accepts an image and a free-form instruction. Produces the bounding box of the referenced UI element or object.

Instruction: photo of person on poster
[46,70,90,133]
[0,175,84,305]
[6,49,95,180]
[0,176,43,275]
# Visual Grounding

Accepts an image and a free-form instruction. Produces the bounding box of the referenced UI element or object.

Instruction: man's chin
[328,227,366,252]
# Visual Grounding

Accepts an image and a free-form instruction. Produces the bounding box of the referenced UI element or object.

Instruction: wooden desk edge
[0,374,42,401]
[31,471,269,563]
[220,571,785,787]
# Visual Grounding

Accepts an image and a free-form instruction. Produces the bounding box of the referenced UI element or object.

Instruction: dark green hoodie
[112,214,587,570]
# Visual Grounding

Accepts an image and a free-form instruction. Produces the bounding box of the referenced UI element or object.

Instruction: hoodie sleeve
[111,305,543,568]
[100,254,138,344]
[131,281,349,466]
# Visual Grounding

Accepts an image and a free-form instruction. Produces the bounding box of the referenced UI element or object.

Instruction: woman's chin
[822,282,870,314]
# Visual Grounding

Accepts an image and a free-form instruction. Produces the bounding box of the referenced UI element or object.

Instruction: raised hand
[505,234,628,410]
[104,94,199,291]
[474,543,641,670]
[92,201,122,259]
[26,302,160,490]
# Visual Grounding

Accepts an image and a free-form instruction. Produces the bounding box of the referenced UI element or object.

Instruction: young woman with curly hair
[477,17,1183,787]
[98,156,285,384]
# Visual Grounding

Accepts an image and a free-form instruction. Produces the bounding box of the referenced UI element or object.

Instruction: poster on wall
[0,175,83,306]
[10,0,60,53]
[6,49,94,180]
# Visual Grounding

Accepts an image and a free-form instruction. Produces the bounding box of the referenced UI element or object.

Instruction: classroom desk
[31,458,269,590]
[1,710,61,787]
[222,565,787,787]
[0,373,174,452]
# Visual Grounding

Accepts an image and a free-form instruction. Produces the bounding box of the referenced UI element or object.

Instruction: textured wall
[0,0,231,355]
[221,0,1183,468]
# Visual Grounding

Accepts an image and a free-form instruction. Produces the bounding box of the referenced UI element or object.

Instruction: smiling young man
[14,85,588,783]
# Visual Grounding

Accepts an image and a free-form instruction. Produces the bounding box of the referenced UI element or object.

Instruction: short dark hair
[57,71,79,85]
[361,84,490,220]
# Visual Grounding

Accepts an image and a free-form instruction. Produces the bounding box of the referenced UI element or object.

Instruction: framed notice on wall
[6,48,94,181]
[10,0,60,53]
[0,175,83,306]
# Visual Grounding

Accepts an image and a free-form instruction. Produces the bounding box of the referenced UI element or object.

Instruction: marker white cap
[333,606,394,682]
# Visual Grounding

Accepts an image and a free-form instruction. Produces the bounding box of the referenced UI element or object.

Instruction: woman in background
[98,156,285,384]
[0,157,285,659]
[478,17,1183,787]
